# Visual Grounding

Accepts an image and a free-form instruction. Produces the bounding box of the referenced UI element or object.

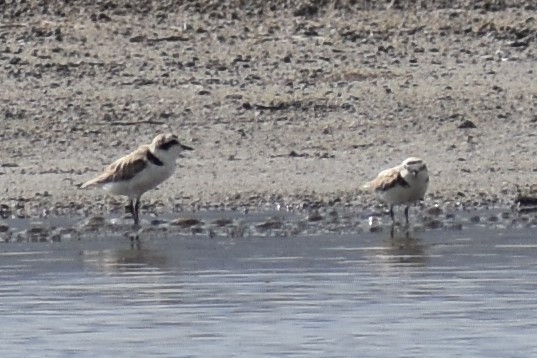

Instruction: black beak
[181,144,194,151]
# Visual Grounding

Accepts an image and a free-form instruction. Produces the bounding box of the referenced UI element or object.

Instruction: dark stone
[256,221,282,230]
[170,218,202,228]
[458,120,476,129]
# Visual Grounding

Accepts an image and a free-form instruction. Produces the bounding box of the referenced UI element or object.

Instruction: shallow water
[1,224,537,357]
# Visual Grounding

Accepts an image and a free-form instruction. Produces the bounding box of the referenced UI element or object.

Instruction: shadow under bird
[363,157,429,224]
[81,133,193,226]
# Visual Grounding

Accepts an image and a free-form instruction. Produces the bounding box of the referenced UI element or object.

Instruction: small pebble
[308,212,323,222]
[424,219,443,229]
[169,218,202,228]
[256,221,282,231]
[212,218,233,227]
[469,215,480,223]
[427,206,443,216]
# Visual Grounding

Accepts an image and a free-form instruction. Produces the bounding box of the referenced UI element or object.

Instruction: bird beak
[181,144,194,151]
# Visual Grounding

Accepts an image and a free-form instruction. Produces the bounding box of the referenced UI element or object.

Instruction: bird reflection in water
[81,241,168,274]
[384,225,427,266]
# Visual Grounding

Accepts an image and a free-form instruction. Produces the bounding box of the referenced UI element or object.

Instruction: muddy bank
[1,2,536,220]
[2,204,537,243]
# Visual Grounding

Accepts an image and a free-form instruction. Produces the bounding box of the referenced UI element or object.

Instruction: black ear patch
[158,139,179,150]
[146,151,164,166]
[393,173,411,188]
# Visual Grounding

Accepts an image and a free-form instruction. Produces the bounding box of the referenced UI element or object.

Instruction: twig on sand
[100,120,166,126]
[0,23,28,28]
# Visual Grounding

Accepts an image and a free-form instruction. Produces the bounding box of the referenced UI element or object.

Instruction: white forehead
[403,157,424,165]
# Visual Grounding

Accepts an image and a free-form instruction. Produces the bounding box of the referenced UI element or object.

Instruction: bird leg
[133,197,141,226]
[126,198,140,226]
[404,205,410,225]
[126,199,135,216]
[389,205,395,222]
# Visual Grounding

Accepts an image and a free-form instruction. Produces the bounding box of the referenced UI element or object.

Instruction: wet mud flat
[1,215,537,356]
[0,202,537,242]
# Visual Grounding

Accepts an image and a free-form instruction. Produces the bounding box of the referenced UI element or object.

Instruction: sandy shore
[1,1,536,219]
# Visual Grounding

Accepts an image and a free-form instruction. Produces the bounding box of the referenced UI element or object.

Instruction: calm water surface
[1,226,537,357]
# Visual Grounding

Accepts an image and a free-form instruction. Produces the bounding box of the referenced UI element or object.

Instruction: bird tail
[80,177,101,189]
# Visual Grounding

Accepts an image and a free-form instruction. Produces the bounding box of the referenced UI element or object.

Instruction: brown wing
[82,146,148,187]
[367,168,410,192]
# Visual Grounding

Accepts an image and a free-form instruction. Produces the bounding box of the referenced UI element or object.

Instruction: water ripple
[1,228,537,357]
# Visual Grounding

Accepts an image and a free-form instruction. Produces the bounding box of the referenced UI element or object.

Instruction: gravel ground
[1,0,537,222]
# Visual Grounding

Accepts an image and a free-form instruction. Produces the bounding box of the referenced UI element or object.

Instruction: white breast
[377,170,429,205]
[104,162,176,198]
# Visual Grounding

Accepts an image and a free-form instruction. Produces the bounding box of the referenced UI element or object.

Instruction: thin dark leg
[133,198,141,226]
[389,205,395,222]
[404,205,410,225]
[126,199,134,216]
[130,236,141,248]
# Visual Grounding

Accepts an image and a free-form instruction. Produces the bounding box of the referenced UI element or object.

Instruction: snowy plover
[81,133,193,226]
[363,157,429,224]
